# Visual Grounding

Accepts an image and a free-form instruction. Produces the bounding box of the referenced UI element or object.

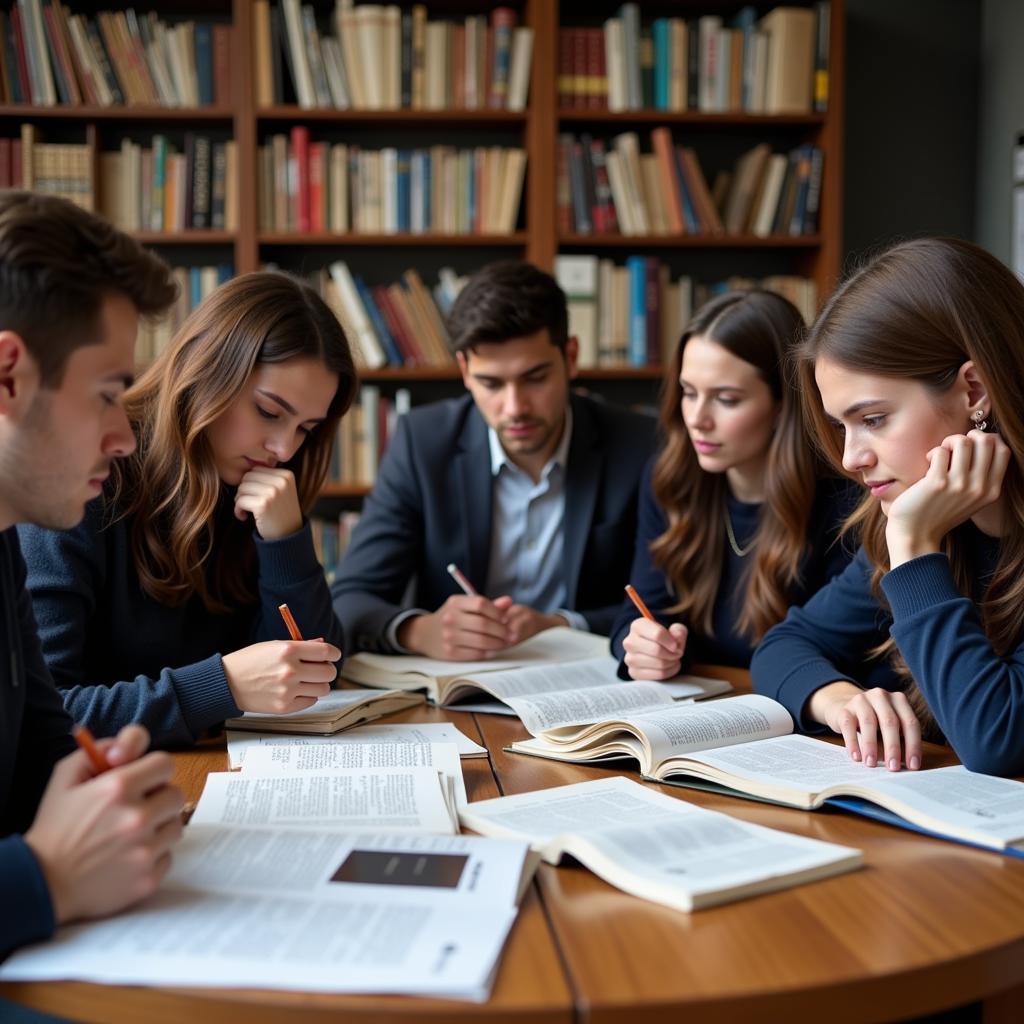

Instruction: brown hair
[0,190,175,384]
[447,260,569,354]
[797,236,1024,739]
[110,271,357,613]
[650,289,818,642]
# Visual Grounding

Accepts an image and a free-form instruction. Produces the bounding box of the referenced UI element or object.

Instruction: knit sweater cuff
[254,522,320,584]
[174,653,241,738]
[0,835,56,952]
[776,661,860,734]
[881,553,961,622]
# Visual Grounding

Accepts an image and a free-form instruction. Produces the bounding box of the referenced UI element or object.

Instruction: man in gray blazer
[331,261,655,660]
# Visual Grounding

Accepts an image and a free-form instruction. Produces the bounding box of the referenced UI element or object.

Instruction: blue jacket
[17,492,344,750]
[610,458,858,671]
[331,392,656,651]
[751,525,1024,775]
[0,528,76,955]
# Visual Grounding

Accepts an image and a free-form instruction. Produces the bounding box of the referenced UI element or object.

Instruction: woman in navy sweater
[752,237,1024,776]
[18,272,355,748]
[611,289,856,678]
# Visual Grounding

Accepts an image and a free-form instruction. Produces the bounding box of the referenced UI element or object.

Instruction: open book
[511,699,1024,856]
[1,804,537,1001]
[224,686,424,734]
[460,776,862,911]
[341,627,731,722]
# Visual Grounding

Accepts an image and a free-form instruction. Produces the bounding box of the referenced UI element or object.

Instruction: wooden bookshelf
[1,0,845,507]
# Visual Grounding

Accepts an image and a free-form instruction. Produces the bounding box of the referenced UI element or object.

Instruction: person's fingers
[293,661,338,685]
[103,723,150,766]
[836,703,862,762]
[294,681,333,699]
[851,699,879,767]
[864,688,904,772]
[94,751,176,801]
[891,691,922,770]
[293,640,341,661]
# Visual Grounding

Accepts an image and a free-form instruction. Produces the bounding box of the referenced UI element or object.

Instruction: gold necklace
[724,509,755,558]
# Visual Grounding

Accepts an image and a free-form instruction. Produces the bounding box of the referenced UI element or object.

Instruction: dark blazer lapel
[563,395,601,604]
[454,404,493,593]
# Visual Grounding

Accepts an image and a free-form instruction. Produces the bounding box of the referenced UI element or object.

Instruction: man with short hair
[331,260,655,659]
[0,191,183,955]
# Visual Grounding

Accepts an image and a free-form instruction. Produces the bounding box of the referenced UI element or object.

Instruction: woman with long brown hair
[613,289,856,678]
[18,271,356,748]
[752,236,1022,776]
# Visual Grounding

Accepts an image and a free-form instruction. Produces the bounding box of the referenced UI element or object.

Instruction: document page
[461,777,861,910]
[0,831,534,1000]
[227,722,486,768]
[191,766,457,834]
[241,741,468,809]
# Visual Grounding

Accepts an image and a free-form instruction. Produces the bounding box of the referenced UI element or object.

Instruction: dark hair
[0,190,176,385]
[650,289,818,642]
[447,260,569,354]
[111,271,357,612]
[797,235,1024,740]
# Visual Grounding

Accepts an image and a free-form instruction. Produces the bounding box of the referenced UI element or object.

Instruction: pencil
[72,723,111,774]
[278,603,303,641]
[446,562,478,597]
[624,584,656,623]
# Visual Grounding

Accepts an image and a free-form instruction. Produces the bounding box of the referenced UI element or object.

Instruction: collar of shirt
[487,406,574,480]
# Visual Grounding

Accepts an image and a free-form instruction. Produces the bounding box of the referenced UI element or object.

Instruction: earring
[972,409,988,432]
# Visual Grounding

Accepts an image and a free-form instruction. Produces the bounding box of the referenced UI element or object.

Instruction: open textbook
[510,697,1024,855]
[225,686,424,734]
[193,763,461,833]
[460,776,862,911]
[341,627,731,723]
[226,721,487,769]
[240,741,469,809]
[0,824,537,1001]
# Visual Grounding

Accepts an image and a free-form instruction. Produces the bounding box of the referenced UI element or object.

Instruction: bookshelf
[1,0,844,530]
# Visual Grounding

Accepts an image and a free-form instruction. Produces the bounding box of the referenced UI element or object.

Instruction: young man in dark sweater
[0,192,183,955]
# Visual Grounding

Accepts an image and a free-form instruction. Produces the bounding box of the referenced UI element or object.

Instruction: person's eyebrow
[472,359,554,384]
[678,379,747,393]
[256,388,326,425]
[842,399,887,418]
[102,372,134,389]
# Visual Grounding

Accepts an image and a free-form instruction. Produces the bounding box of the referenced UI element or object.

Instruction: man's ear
[564,336,580,380]
[0,330,38,418]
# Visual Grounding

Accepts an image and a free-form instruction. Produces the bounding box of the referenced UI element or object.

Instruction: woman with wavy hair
[612,289,856,678]
[752,237,1024,777]
[18,271,356,748]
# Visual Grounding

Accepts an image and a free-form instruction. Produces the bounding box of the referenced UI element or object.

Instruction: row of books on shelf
[0,125,90,207]
[326,384,410,490]
[559,2,829,115]
[255,1,533,112]
[313,261,463,370]
[259,129,525,235]
[555,255,817,368]
[312,510,362,580]
[559,130,822,238]
[136,264,234,365]
[0,3,231,108]
[99,135,238,234]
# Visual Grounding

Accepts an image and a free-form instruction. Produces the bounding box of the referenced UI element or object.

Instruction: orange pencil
[624,584,656,623]
[72,723,111,774]
[278,603,303,641]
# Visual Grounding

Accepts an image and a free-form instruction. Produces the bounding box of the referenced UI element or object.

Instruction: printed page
[226,722,486,768]
[0,832,533,998]
[241,741,468,808]
[191,766,456,834]
[343,627,609,684]
[461,776,860,910]
[505,679,673,734]
[454,656,636,700]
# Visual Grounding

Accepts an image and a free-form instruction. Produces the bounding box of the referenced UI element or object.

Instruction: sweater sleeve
[250,521,345,662]
[609,459,681,677]
[0,835,56,955]
[17,508,240,749]
[882,553,1024,776]
[751,547,897,730]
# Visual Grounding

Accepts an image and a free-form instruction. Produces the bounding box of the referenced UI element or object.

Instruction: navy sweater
[610,458,858,672]
[750,525,1022,775]
[17,492,344,750]
[1,528,76,955]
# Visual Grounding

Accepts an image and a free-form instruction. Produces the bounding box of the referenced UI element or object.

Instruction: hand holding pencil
[621,584,688,681]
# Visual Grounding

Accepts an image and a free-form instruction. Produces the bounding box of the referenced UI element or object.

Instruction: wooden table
[5,672,1024,1023]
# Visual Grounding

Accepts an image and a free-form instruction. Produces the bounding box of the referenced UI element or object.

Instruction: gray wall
[843,0,980,262]
[975,0,1024,263]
